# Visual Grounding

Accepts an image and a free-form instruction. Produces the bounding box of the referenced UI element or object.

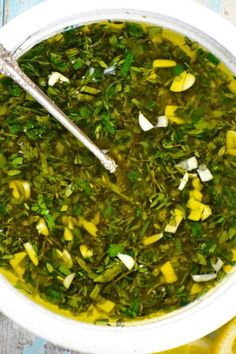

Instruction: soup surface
[0,21,236,324]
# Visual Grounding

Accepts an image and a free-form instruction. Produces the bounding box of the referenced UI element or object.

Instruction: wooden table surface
[0,1,235,353]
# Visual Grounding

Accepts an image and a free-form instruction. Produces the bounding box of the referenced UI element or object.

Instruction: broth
[0,21,236,324]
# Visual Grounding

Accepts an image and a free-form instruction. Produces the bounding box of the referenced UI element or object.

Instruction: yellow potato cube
[189,190,203,202]
[223,265,233,273]
[10,252,27,277]
[78,217,98,237]
[164,105,184,124]
[231,248,236,262]
[192,177,203,191]
[153,59,176,68]
[188,210,202,221]
[228,79,236,94]
[187,198,204,211]
[80,244,93,259]
[201,205,212,221]
[226,130,236,156]
[160,261,178,283]
[64,227,73,241]
[143,233,163,245]
[96,299,115,313]
[190,283,203,295]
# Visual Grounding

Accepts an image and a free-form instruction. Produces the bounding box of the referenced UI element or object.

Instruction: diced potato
[96,299,115,313]
[190,283,203,295]
[160,261,178,283]
[201,205,212,221]
[226,130,236,156]
[168,116,185,124]
[78,216,98,237]
[187,198,204,211]
[188,210,202,221]
[10,252,27,268]
[23,242,38,266]
[143,233,163,245]
[80,244,93,259]
[153,59,176,68]
[228,79,236,94]
[192,177,203,191]
[165,105,180,116]
[223,265,233,273]
[170,71,196,92]
[189,190,203,202]
[10,252,27,277]
[64,227,73,241]
[164,105,184,124]
[232,249,236,262]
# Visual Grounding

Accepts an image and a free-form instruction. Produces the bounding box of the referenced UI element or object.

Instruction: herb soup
[0,21,236,324]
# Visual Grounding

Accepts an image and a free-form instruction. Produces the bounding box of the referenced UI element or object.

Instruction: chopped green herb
[0,21,235,325]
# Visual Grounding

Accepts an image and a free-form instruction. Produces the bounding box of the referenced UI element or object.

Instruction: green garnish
[0,21,236,324]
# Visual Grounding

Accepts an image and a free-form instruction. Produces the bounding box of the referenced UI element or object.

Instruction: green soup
[0,21,236,324]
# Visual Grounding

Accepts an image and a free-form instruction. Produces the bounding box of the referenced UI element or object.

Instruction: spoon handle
[0,43,117,173]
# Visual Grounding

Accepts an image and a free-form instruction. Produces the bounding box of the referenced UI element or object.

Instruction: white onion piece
[117,253,135,270]
[177,156,198,171]
[192,273,217,282]
[63,273,76,289]
[138,112,154,131]
[197,164,214,182]
[156,115,168,128]
[178,172,189,191]
[48,72,69,86]
[103,65,116,75]
[212,258,224,273]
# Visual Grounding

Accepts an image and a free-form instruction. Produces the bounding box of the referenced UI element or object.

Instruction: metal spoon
[0,43,117,173]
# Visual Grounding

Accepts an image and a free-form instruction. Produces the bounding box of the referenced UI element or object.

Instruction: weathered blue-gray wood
[0,0,5,26]
[0,0,46,25]
[6,0,45,21]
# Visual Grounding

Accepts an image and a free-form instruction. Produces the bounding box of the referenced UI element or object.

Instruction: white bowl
[0,1,236,353]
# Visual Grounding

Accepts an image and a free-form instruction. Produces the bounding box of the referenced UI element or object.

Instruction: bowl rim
[0,1,236,353]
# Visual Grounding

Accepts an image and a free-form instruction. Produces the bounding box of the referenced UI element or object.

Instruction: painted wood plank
[223,0,236,25]
[195,0,236,25]
[206,0,223,13]
[0,0,5,26]
[4,0,45,23]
